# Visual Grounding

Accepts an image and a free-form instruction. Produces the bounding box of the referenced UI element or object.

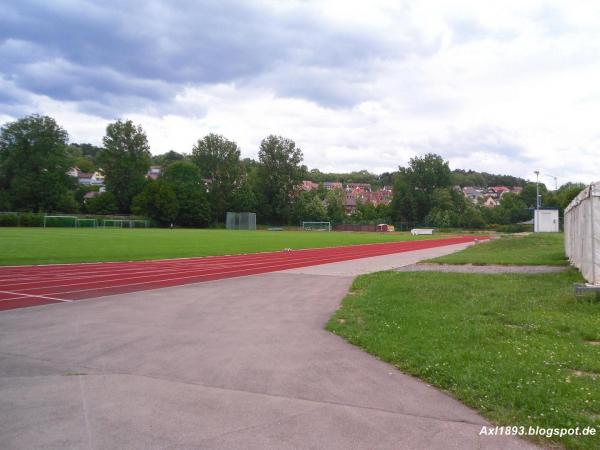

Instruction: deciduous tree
[0,114,77,212]
[192,134,242,223]
[99,120,151,213]
[255,135,306,223]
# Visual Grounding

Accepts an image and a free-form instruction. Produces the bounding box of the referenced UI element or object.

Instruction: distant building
[323,181,343,191]
[147,165,162,180]
[483,196,499,208]
[83,191,101,201]
[511,186,523,195]
[343,193,357,214]
[68,167,104,186]
[345,183,371,192]
[462,186,484,203]
[301,180,319,191]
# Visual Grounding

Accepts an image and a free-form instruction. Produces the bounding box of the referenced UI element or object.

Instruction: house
[323,181,343,191]
[346,183,371,192]
[68,167,104,186]
[146,165,162,180]
[301,180,319,191]
[483,196,499,208]
[78,171,104,186]
[83,191,101,201]
[462,186,485,203]
[343,193,357,214]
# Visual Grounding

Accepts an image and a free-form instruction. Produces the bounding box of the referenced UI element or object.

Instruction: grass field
[327,270,599,449]
[327,233,600,449]
[428,232,568,266]
[0,227,448,266]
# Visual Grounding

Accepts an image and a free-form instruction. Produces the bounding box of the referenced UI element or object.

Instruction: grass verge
[427,233,568,266]
[0,227,449,266]
[327,270,599,449]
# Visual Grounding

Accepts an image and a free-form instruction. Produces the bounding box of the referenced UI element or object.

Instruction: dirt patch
[584,340,600,346]
[396,264,568,274]
[571,369,599,379]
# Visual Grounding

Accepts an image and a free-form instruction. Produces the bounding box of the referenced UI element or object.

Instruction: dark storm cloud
[0,0,413,115]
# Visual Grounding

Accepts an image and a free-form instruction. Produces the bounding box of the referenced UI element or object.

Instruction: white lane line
[0,290,72,302]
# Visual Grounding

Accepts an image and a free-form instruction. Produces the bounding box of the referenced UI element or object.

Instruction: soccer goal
[43,215,77,228]
[76,218,98,228]
[129,219,149,228]
[103,219,125,228]
[226,212,257,230]
[302,221,331,232]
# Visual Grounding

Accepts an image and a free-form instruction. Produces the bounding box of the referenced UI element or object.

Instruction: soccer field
[0,227,453,266]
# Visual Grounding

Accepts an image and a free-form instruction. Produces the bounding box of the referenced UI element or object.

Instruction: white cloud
[2,0,600,185]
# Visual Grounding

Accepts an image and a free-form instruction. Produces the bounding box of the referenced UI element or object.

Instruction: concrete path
[0,244,538,449]
[396,263,568,274]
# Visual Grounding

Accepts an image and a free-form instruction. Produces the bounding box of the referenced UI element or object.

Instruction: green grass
[428,233,568,266]
[0,227,449,266]
[327,270,600,450]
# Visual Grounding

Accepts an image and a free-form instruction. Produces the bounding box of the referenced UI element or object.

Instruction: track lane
[0,235,484,311]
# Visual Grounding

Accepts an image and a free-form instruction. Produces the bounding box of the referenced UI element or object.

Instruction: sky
[1,0,599,186]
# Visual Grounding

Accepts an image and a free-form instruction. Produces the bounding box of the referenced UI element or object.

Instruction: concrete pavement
[0,244,539,449]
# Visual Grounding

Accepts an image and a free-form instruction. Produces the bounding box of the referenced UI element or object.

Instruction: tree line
[0,114,585,229]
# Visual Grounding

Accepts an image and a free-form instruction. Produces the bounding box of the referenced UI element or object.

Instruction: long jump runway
[0,235,483,312]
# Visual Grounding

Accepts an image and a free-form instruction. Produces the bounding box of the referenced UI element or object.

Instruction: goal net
[103,219,125,228]
[302,221,331,232]
[44,215,77,227]
[76,218,98,228]
[129,220,149,228]
[226,212,257,230]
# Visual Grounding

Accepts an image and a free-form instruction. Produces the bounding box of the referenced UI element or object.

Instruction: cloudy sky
[1,0,599,185]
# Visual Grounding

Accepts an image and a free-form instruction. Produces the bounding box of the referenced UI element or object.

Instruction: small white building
[534,209,559,232]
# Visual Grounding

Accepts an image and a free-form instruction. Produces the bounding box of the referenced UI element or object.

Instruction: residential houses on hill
[67,167,105,186]
[301,180,392,214]
[460,185,523,208]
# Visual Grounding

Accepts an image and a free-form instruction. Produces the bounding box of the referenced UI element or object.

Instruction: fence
[0,211,151,228]
[335,224,377,232]
[564,181,600,285]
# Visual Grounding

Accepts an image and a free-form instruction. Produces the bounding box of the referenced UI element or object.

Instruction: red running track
[0,235,484,312]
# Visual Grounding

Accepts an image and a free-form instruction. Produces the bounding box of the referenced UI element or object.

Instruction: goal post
[43,215,77,228]
[76,218,98,228]
[103,219,124,228]
[129,219,149,228]
[302,221,331,232]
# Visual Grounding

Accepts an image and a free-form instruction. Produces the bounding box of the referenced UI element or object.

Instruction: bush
[0,213,19,226]
[488,223,533,233]
[19,213,44,227]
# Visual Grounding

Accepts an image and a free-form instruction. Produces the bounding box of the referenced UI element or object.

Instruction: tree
[0,114,77,212]
[556,182,585,210]
[255,135,306,223]
[292,190,327,224]
[132,181,178,225]
[99,120,151,213]
[230,180,257,212]
[162,161,211,227]
[520,182,548,209]
[86,192,118,215]
[326,189,346,225]
[152,150,186,167]
[408,153,451,194]
[192,134,242,223]
[74,158,95,173]
[391,154,452,225]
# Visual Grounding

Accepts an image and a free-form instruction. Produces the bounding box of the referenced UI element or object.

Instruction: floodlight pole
[534,170,540,210]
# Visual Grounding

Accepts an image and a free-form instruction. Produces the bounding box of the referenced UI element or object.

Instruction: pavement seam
[0,350,486,427]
